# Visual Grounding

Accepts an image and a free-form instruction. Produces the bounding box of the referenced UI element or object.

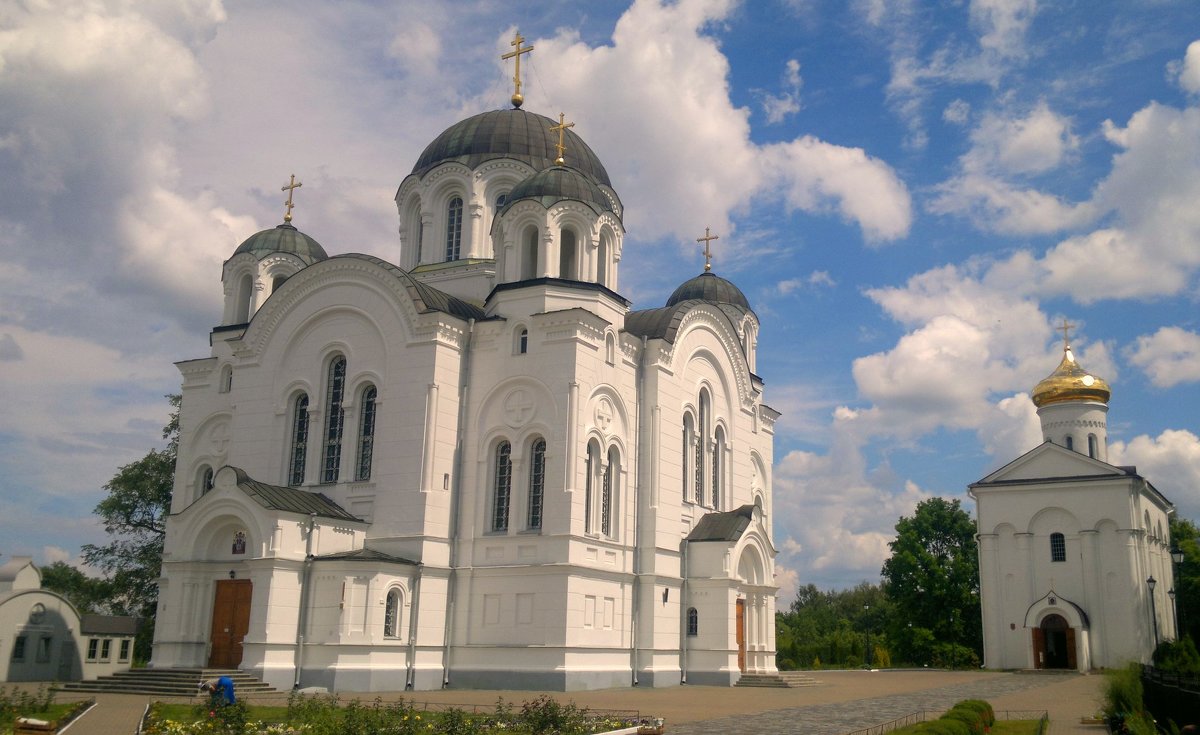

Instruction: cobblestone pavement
[672,673,1093,735]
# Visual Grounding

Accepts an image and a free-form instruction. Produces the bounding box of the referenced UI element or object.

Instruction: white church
[151,42,779,692]
[971,327,1177,672]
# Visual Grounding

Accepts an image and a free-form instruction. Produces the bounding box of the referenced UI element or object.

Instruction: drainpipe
[631,335,648,686]
[405,568,422,689]
[680,537,689,684]
[442,317,475,688]
[293,512,317,689]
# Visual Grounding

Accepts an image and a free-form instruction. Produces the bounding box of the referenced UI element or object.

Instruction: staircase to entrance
[735,671,821,688]
[55,668,276,696]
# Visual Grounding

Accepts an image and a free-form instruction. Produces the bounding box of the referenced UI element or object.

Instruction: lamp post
[1148,575,1159,650]
[1169,588,1178,640]
[1171,546,1186,638]
[863,604,871,668]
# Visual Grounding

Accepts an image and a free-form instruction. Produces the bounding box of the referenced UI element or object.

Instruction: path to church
[34,670,1106,734]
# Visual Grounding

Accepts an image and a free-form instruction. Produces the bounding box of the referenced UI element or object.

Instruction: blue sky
[2,0,1200,599]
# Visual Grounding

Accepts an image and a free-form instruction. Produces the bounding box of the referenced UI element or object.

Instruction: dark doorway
[1035,613,1075,669]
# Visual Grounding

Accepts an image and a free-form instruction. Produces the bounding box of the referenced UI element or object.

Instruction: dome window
[445,196,464,261]
[494,192,508,213]
[234,274,253,323]
[559,229,577,279]
[522,227,539,280]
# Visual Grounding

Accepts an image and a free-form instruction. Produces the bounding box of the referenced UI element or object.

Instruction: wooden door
[1065,628,1077,669]
[209,579,252,668]
[1031,628,1045,669]
[735,598,746,672]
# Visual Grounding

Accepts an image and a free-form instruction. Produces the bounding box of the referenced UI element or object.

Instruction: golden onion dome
[1031,348,1111,408]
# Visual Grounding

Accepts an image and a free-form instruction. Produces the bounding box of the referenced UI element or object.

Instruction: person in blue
[199,676,236,706]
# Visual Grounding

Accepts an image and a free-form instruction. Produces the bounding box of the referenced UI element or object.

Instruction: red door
[209,580,252,668]
[736,599,746,672]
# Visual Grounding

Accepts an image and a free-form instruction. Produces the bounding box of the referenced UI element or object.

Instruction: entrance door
[735,598,746,672]
[209,579,252,668]
[1037,613,1072,669]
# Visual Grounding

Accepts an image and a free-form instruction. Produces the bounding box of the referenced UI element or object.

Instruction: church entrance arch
[209,579,252,668]
[1033,613,1075,670]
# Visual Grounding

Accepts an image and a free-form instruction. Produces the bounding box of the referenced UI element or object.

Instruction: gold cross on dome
[281,174,302,223]
[696,227,719,271]
[1057,318,1075,351]
[550,112,574,166]
[502,31,535,108]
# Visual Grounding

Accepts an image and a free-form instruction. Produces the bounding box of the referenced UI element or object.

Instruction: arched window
[713,427,725,510]
[322,357,347,484]
[585,441,600,533]
[492,441,512,532]
[602,447,618,537]
[517,328,529,354]
[605,333,616,365]
[219,365,233,393]
[494,192,508,213]
[1064,435,1074,451]
[597,235,609,286]
[1087,434,1098,459]
[696,392,709,505]
[384,588,402,638]
[289,394,309,486]
[559,228,576,279]
[355,385,377,481]
[1050,532,1066,562]
[528,438,546,530]
[445,196,463,261]
[271,274,287,293]
[682,414,696,503]
[522,227,539,280]
[415,206,424,264]
[235,273,253,323]
[686,607,698,636]
[200,466,214,496]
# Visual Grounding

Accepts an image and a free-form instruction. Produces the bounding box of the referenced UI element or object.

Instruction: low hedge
[888,699,997,735]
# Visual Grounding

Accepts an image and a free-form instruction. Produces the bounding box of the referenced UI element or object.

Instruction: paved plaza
[33,669,1106,734]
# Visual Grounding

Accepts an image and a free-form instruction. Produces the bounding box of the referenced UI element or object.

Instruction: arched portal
[1035,613,1075,669]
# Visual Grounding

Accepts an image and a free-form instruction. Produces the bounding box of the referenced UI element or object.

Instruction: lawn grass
[990,720,1043,734]
[152,702,289,723]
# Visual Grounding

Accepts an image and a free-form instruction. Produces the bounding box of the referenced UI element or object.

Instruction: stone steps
[735,671,822,688]
[54,668,276,696]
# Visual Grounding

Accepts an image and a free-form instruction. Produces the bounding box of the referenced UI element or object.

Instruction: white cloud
[758,59,803,124]
[1127,327,1200,388]
[1169,39,1200,95]
[943,99,971,124]
[1111,430,1200,521]
[969,0,1038,61]
[968,101,1077,176]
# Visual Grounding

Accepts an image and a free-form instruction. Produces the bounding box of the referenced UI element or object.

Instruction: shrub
[520,694,588,734]
[955,699,995,727]
[1153,636,1200,676]
[918,719,971,735]
[931,643,981,669]
[941,708,984,735]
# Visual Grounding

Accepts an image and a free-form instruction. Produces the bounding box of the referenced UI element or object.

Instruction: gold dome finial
[696,226,719,272]
[281,174,302,223]
[550,112,574,166]
[1031,319,1111,408]
[502,31,534,109]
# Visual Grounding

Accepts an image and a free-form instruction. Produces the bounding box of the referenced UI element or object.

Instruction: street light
[1148,576,1159,650]
[863,604,871,668]
[1171,546,1186,638]
[1169,588,1178,640]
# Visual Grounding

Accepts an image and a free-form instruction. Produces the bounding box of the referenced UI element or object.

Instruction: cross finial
[1057,318,1075,352]
[550,112,575,166]
[281,174,302,223]
[501,31,535,108]
[696,227,719,272]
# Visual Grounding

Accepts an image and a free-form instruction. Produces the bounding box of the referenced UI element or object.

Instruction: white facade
[152,105,779,691]
[971,346,1176,672]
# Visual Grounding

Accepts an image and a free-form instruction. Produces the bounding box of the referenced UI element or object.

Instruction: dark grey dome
[504,166,614,215]
[412,109,611,187]
[666,272,751,310]
[232,223,328,265]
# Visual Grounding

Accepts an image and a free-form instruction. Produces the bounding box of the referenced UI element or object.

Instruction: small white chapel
[971,323,1177,672]
[150,34,780,691]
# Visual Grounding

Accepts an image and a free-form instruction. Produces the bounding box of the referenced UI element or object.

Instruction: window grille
[322,357,346,483]
[492,441,512,532]
[355,385,377,481]
[289,394,309,486]
[528,438,546,529]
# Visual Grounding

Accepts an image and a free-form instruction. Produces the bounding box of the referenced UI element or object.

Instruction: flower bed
[140,693,652,735]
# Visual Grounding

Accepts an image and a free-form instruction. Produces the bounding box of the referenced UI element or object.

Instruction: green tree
[776,582,892,669]
[881,497,981,665]
[81,394,178,660]
[1169,517,1200,643]
[39,560,115,614]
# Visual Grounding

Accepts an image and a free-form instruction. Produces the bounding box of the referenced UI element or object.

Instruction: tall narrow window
[1087,434,1098,459]
[517,328,529,354]
[559,229,576,279]
[523,227,539,280]
[602,448,617,537]
[528,438,546,529]
[201,466,214,495]
[384,588,401,638]
[235,274,253,323]
[492,441,512,532]
[597,235,609,286]
[682,414,696,503]
[687,607,698,636]
[1065,435,1074,451]
[445,196,463,261]
[322,357,346,484]
[713,427,725,510]
[355,385,377,481]
[1050,532,1066,562]
[289,394,309,486]
[585,441,599,533]
[219,365,233,393]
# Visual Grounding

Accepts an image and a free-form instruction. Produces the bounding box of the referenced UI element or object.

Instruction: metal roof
[503,166,615,216]
[80,614,140,636]
[686,504,756,542]
[666,272,751,310]
[624,299,749,343]
[230,467,361,522]
[330,254,491,322]
[231,223,328,265]
[411,109,612,187]
[314,548,419,566]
